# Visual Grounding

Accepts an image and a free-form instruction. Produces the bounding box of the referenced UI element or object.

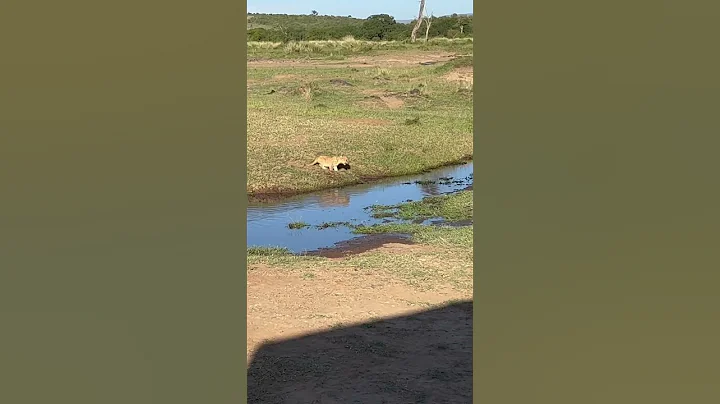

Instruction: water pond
[247,162,473,255]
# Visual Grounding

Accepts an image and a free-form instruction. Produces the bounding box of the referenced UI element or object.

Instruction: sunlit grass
[247,46,473,196]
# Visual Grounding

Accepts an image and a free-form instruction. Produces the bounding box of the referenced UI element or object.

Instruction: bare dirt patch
[349,52,456,67]
[443,66,474,85]
[358,89,406,109]
[247,252,472,402]
[247,241,471,353]
[359,95,406,110]
[247,265,464,354]
[248,59,374,69]
[247,52,458,69]
[379,96,405,109]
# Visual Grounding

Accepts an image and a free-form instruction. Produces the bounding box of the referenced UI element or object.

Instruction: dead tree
[410,0,427,42]
[423,13,433,42]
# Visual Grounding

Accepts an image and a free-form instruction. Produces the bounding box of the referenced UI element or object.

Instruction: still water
[247,162,473,254]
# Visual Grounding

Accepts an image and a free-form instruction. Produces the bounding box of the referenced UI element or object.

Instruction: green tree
[360,14,397,40]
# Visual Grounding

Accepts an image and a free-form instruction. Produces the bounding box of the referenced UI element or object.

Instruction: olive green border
[472,3,480,402]
[475,0,720,402]
[240,3,250,398]
[4,0,720,401]
[1,1,247,403]
[240,3,249,401]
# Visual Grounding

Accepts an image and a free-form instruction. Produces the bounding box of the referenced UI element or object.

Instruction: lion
[309,155,349,171]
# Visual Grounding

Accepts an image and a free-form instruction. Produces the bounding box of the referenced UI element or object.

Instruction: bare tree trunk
[424,17,432,42]
[410,0,426,43]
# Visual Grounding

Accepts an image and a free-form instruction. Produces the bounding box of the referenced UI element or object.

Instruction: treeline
[247,13,473,42]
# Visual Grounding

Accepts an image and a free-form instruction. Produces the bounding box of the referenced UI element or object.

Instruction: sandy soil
[247,242,473,403]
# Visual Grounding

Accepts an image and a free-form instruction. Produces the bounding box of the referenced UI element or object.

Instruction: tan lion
[309,155,349,171]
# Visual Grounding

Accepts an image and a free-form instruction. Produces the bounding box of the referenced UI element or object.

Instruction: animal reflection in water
[418,181,442,196]
[317,189,351,207]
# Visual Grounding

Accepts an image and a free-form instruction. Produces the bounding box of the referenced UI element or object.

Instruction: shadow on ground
[247,300,473,403]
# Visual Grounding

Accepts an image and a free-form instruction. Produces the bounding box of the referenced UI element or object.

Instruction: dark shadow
[247,300,472,403]
[303,233,413,258]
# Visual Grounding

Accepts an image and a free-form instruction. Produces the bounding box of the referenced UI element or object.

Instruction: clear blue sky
[247,0,473,21]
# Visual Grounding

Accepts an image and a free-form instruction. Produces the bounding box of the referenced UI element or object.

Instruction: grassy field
[247,37,473,60]
[247,222,472,290]
[247,38,473,197]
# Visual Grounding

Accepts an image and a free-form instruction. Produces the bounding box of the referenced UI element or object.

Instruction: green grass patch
[315,221,353,229]
[247,246,292,256]
[404,116,421,125]
[247,245,326,268]
[353,223,473,249]
[434,55,473,73]
[247,38,473,60]
[368,190,473,221]
[353,223,426,234]
[288,221,311,229]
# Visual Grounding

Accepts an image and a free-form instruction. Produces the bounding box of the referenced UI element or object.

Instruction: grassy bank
[247,222,472,290]
[247,41,473,197]
[367,189,473,221]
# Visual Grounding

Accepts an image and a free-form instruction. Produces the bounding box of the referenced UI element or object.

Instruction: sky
[247,0,473,21]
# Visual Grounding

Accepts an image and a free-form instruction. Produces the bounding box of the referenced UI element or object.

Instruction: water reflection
[317,189,351,208]
[418,181,443,196]
[247,162,473,254]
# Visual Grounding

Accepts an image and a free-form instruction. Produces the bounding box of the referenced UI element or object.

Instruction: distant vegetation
[247,13,473,42]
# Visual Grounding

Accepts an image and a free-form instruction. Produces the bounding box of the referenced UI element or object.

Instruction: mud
[303,233,414,258]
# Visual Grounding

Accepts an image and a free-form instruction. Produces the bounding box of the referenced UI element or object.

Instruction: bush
[247,13,473,42]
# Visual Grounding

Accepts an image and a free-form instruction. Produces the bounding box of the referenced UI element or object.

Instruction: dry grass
[247,46,473,196]
[248,228,473,292]
[247,37,473,57]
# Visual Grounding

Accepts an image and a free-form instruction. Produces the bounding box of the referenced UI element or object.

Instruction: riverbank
[247,162,472,254]
[247,44,473,196]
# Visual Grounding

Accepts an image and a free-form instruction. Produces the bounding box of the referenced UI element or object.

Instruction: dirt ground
[247,242,473,403]
[247,51,459,69]
[444,66,474,85]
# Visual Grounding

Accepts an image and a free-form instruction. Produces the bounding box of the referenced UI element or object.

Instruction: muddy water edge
[247,162,473,257]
